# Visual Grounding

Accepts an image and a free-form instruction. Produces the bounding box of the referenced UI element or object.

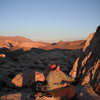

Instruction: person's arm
[61,71,74,82]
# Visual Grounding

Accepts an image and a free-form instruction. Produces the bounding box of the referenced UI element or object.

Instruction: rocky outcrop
[76,85,100,100]
[12,73,23,87]
[0,40,20,49]
[70,26,100,100]
[35,71,45,81]
[0,39,47,50]
[0,54,6,58]
[69,57,79,79]
[11,70,45,87]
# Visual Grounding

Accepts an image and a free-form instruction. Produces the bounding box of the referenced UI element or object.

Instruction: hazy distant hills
[43,40,85,50]
[0,36,85,50]
[0,36,33,42]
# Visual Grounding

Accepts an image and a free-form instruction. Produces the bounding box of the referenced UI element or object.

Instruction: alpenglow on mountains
[0,36,85,50]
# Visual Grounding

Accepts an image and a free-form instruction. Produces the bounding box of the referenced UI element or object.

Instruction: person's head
[49,64,60,71]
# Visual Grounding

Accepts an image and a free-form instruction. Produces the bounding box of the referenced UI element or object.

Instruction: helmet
[49,64,56,69]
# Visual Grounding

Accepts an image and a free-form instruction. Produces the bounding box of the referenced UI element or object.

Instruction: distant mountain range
[0,36,33,42]
[0,36,85,50]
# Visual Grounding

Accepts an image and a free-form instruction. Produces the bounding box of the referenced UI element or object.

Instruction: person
[46,63,76,100]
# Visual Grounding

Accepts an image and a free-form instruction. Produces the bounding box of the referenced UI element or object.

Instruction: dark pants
[48,85,76,99]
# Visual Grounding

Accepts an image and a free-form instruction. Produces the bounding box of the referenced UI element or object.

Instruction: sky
[0,0,100,42]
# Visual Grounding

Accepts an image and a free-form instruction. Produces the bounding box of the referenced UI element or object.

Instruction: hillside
[0,36,33,43]
[0,36,85,50]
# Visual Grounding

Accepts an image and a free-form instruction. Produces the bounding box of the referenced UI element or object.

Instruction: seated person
[46,63,76,99]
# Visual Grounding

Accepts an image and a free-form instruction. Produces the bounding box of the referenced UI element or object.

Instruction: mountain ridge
[0,36,85,50]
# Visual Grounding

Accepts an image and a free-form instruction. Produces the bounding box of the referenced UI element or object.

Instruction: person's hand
[62,83,67,87]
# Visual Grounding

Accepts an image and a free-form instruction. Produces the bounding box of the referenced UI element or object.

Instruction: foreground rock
[12,70,45,87]
[70,26,100,100]
[0,93,22,100]
[0,90,35,100]
[76,85,100,100]
[0,54,6,58]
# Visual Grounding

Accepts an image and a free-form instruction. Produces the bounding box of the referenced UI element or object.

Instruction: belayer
[45,63,77,99]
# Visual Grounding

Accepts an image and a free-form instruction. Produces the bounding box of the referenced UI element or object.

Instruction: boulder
[11,70,45,87]
[0,54,6,58]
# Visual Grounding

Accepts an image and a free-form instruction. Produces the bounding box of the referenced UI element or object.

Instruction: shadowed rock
[70,26,100,100]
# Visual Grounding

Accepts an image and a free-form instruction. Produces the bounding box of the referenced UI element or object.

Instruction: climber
[46,63,76,99]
